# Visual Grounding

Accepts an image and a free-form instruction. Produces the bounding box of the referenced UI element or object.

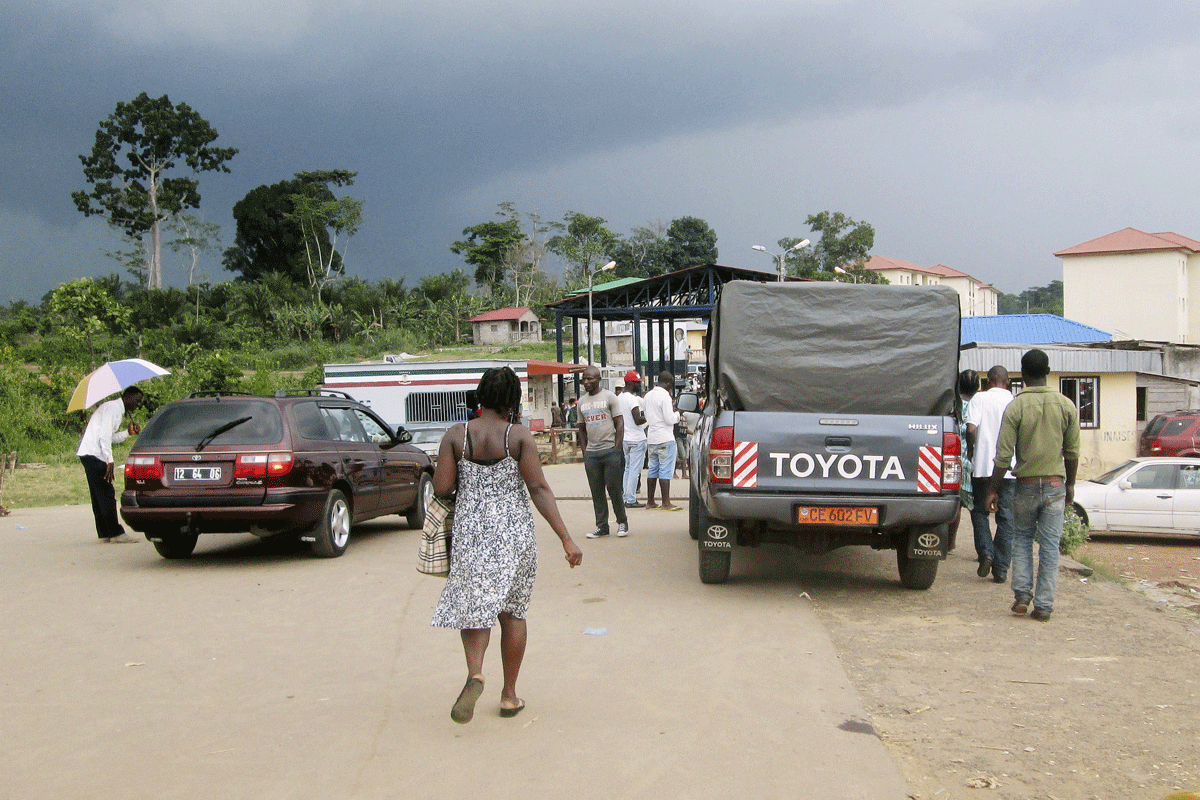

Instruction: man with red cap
[616,369,648,508]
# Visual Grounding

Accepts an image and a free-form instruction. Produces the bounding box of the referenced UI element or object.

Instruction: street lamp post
[587,260,617,365]
[751,239,810,282]
[833,265,858,283]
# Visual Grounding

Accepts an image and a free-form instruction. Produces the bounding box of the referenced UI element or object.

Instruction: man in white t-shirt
[616,370,648,508]
[643,371,681,510]
[76,386,144,542]
[965,365,1016,582]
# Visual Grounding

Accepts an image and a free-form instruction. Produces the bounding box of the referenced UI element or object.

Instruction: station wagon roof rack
[273,388,358,400]
[186,391,254,399]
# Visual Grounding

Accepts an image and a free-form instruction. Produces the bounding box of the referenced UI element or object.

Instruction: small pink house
[468,307,542,345]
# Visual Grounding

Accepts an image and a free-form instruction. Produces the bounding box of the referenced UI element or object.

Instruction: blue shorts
[647,440,677,479]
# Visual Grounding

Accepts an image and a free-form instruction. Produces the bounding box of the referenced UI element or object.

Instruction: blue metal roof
[961,314,1111,345]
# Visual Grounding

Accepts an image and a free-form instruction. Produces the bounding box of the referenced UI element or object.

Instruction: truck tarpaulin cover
[709,281,961,416]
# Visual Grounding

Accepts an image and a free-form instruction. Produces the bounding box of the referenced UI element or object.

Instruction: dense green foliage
[998,280,1063,315]
[0,266,519,459]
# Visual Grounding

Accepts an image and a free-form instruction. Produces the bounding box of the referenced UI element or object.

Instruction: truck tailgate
[729,412,950,495]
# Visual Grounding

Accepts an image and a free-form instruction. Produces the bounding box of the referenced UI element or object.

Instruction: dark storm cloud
[3,1,1200,302]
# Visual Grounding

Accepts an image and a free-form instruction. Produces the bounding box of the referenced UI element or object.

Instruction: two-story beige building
[1056,227,1200,344]
[864,255,1000,317]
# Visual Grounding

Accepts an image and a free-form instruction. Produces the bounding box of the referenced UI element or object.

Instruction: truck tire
[688,482,700,540]
[896,548,938,590]
[699,550,731,584]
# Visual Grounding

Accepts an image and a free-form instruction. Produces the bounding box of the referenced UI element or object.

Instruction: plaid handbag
[417,494,454,576]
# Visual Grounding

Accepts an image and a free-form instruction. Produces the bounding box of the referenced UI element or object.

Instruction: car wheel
[896,548,938,590]
[311,489,351,558]
[151,533,199,559]
[1071,503,1089,527]
[407,473,433,529]
[699,550,731,584]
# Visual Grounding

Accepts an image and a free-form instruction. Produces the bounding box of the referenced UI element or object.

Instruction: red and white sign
[916,445,942,493]
[733,441,758,488]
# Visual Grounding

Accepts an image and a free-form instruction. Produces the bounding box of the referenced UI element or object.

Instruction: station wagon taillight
[234,453,294,478]
[709,425,734,484]
[941,432,961,492]
[125,455,162,481]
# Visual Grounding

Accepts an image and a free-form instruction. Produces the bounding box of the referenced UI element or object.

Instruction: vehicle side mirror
[677,392,700,413]
[396,429,413,444]
[1118,479,1132,490]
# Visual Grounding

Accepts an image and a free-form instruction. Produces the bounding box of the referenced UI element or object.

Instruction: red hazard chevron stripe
[917,445,942,493]
[733,441,758,488]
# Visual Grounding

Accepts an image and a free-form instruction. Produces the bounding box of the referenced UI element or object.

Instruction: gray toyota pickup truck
[679,280,962,589]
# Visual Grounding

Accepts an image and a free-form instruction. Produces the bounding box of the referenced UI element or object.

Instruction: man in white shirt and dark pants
[644,371,681,510]
[77,386,143,542]
[965,365,1016,581]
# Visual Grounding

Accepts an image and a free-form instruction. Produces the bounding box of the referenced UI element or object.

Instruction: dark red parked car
[121,390,434,559]
[1138,411,1200,458]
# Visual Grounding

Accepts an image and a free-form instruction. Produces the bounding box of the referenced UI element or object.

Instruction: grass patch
[1072,551,1124,584]
[1,443,137,510]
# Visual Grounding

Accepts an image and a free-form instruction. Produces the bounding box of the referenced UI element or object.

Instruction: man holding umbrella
[77,386,144,542]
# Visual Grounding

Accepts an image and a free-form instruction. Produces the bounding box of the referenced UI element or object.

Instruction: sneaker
[977,558,992,578]
[1011,596,1031,615]
[992,573,1008,584]
[617,522,629,537]
[586,528,609,539]
[105,533,139,544]
[624,501,645,508]
[1030,609,1052,622]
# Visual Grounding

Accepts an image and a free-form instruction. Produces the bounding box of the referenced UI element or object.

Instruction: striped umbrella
[67,358,170,412]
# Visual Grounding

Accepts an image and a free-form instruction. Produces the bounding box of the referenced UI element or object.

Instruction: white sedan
[1073,457,1200,536]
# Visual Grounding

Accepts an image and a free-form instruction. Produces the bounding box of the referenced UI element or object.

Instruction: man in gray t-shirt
[577,365,628,538]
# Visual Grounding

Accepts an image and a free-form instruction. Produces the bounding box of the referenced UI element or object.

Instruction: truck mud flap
[906,524,948,560]
[699,522,734,552]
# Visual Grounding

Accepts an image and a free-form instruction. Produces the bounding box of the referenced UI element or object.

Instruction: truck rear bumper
[707,491,959,530]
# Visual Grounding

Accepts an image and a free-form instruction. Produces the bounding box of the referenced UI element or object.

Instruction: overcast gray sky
[3,0,1198,305]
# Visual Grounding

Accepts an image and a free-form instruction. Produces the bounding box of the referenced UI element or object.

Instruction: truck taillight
[125,455,161,481]
[941,432,961,491]
[710,425,734,484]
[235,453,294,478]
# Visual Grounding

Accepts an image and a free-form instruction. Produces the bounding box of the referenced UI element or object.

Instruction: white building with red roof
[862,255,1000,316]
[1056,227,1200,344]
[468,306,542,345]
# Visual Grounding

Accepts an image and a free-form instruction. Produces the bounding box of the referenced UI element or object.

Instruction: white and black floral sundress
[431,422,538,629]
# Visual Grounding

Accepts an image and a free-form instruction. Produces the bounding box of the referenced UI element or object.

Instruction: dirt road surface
[3,468,1198,800]
[1,498,907,800]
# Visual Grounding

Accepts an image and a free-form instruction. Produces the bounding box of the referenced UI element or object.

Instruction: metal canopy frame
[546,263,787,399]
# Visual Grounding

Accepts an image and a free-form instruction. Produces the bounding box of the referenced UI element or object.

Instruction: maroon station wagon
[121,390,434,559]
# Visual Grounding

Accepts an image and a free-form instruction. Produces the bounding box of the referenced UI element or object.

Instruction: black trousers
[583,446,627,532]
[80,455,124,539]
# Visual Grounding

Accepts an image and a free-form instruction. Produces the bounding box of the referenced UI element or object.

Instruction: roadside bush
[1061,506,1090,557]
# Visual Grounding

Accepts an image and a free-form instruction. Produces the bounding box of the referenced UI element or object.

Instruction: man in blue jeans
[616,370,648,508]
[577,366,629,538]
[987,349,1079,621]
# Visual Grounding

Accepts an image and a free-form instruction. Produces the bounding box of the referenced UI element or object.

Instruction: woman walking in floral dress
[431,367,582,723]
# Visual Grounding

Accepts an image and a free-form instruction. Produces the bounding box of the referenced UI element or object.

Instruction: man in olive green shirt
[986,349,1079,622]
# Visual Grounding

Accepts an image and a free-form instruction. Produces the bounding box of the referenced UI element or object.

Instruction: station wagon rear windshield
[138,400,284,447]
